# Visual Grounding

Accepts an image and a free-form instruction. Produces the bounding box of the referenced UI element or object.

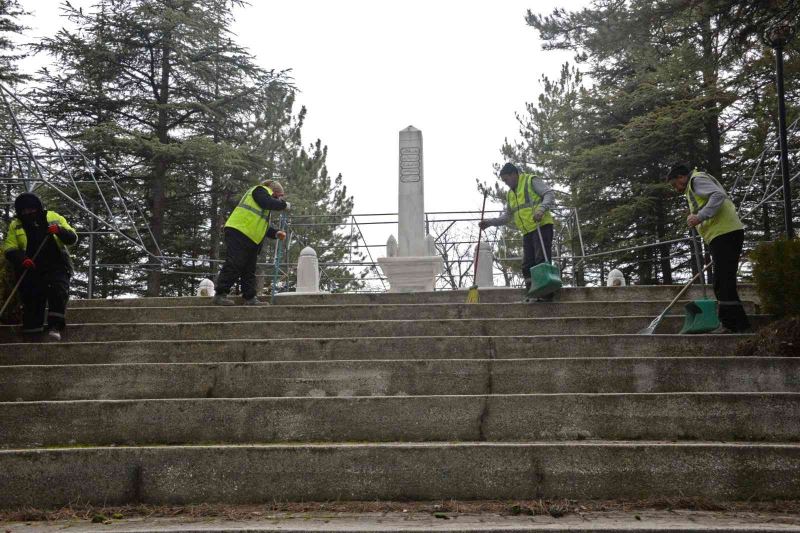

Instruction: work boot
[711,325,751,334]
[213,293,235,306]
[709,325,735,334]
[519,280,531,303]
[242,296,266,306]
[525,279,531,297]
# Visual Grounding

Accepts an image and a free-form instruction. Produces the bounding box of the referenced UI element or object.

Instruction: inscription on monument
[399,147,420,182]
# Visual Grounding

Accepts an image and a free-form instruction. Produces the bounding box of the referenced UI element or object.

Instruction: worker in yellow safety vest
[666,163,750,333]
[3,193,78,341]
[213,180,289,305]
[479,162,556,300]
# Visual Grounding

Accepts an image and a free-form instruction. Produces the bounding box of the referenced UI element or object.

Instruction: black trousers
[708,229,750,332]
[19,269,70,334]
[215,228,262,300]
[521,224,554,282]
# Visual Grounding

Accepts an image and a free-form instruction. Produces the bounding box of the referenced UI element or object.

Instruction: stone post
[607,268,626,287]
[475,241,494,288]
[296,247,321,293]
[386,235,398,258]
[425,234,437,257]
[197,278,215,297]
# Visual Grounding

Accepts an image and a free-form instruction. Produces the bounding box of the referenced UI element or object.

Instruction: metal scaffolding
[2,79,798,296]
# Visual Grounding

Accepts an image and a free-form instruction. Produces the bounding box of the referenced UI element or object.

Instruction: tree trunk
[209,183,222,275]
[599,260,605,286]
[208,57,222,276]
[655,197,673,284]
[146,35,172,296]
[699,16,723,178]
[638,237,655,285]
[761,173,772,239]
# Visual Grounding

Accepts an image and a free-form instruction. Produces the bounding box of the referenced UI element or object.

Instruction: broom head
[466,284,479,304]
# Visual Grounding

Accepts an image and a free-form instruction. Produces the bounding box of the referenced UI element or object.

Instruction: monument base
[377,256,443,293]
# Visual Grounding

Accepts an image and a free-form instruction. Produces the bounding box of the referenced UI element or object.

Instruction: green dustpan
[680,299,720,334]
[680,230,719,334]
[527,227,562,298]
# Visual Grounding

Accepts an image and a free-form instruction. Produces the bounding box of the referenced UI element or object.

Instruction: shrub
[750,237,800,317]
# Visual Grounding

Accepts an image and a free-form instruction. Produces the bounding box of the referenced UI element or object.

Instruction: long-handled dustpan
[527,226,562,298]
[639,260,713,335]
[679,229,720,334]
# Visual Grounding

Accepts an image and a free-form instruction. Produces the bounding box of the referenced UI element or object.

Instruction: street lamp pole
[769,23,795,239]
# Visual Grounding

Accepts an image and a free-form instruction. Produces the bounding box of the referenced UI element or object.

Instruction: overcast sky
[19,0,589,249]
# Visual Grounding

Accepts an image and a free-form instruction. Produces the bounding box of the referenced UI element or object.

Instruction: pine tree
[0,0,28,86]
[510,0,800,285]
[34,0,289,296]
[242,89,361,293]
[31,0,358,296]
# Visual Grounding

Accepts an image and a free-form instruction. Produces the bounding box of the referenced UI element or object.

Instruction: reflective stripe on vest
[685,171,743,244]
[224,185,273,244]
[507,173,554,234]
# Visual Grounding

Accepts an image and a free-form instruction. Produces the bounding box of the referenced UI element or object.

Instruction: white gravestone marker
[296,246,322,293]
[197,278,215,297]
[607,268,626,287]
[475,241,494,288]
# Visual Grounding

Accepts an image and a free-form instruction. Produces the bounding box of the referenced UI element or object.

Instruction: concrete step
[68,284,758,307]
[1,441,798,507]
[2,358,796,402]
[8,512,800,533]
[0,316,771,343]
[65,300,760,324]
[0,335,752,365]
[3,393,799,448]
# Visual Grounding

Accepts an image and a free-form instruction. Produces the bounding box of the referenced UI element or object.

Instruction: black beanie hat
[14,192,44,215]
[666,163,690,181]
[499,163,519,177]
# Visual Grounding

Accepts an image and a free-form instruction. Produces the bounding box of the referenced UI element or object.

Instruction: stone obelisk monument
[378,126,443,292]
[398,127,426,256]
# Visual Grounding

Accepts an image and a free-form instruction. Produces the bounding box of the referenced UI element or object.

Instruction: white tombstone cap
[475,241,494,288]
[425,234,437,256]
[296,246,321,294]
[197,278,215,297]
[607,269,626,287]
[386,235,398,258]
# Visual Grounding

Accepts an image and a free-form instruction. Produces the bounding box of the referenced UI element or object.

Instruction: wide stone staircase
[1,284,798,509]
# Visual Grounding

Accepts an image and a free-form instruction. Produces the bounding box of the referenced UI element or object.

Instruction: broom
[0,234,52,319]
[466,190,489,303]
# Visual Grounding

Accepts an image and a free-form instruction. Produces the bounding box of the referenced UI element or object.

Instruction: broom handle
[473,191,488,282]
[690,228,707,299]
[536,222,550,264]
[660,259,714,317]
[0,234,52,318]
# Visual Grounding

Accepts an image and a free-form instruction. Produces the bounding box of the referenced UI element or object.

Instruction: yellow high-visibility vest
[224,185,274,244]
[685,170,743,243]
[507,173,554,234]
